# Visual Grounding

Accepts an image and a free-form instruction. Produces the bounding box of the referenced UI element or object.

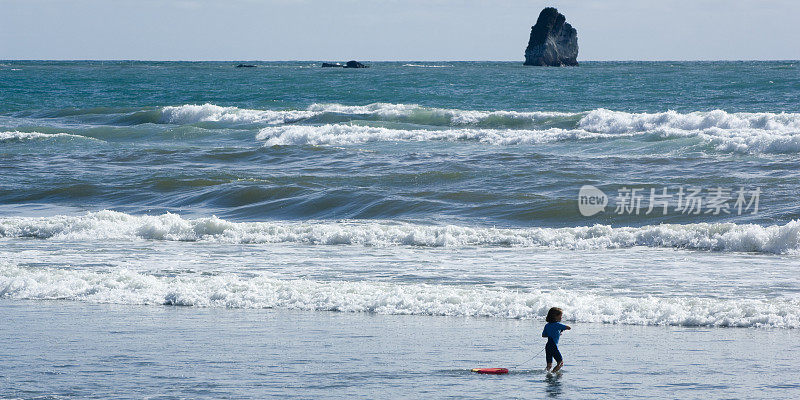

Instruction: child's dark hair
[546,307,563,323]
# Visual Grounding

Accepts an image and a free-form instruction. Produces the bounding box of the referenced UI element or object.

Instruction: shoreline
[3,300,798,399]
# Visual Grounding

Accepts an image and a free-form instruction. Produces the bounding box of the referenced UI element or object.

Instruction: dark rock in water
[343,60,368,69]
[321,61,368,68]
[524,7,578,67]
[235,64,257,68]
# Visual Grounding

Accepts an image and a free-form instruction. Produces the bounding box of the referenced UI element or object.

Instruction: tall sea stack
[524,7,578,66]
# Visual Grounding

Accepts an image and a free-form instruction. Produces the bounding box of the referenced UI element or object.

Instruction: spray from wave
[1,210,799,254]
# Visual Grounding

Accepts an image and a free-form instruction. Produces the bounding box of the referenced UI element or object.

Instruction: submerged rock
[321,62,343,68]
[235,64,257,68]
[524,7,578,67]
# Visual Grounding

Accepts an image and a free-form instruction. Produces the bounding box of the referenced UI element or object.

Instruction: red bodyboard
[471,368,509,375]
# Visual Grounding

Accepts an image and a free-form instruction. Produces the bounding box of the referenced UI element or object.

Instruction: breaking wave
[256,123,800,153]
[257,124,615,146]
[152,102,572,127]
[1,263,796,328]
[402,64,454,68]
[157,103,800,130]
[11,104,800,153]
[159,104,317,125]
[244,106,800,153]
[578,109,800,154]
[305,103,572,125]
[579,109,800,134]
[0,130,95,142]
[2,211,799,254]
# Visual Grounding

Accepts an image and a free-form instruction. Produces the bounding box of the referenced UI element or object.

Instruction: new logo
[578,185,607,216]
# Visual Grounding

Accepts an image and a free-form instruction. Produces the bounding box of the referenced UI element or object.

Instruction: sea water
[1,61,799,398]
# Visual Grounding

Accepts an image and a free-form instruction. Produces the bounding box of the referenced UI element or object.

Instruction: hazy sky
[2,0,799,61]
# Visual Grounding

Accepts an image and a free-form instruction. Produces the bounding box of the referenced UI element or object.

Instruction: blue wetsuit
[542,322,568,364]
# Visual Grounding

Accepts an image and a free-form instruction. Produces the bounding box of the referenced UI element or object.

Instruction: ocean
[1,61,799,399]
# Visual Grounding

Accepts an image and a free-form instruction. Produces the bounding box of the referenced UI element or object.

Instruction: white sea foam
[254,107,800,153]
[579,109,800,134]
[159,104,317,125]
[0,131,94,142]
[576,109,800,154]
[699,128,800,154]
[402,64,453,68]
[306,102,571,125]
[161,103,800,133]
[256,123,800,154]
[257,124,616,146]
[1,263,796,328]
[159,102,571,126]
[2,211,799,254]
[147,104,800,153]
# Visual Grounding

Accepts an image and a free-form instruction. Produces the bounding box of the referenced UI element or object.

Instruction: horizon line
[3,59,798,63]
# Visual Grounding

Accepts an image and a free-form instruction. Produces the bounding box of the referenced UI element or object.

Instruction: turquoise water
[1,61,800,398]
[2,61,799,227]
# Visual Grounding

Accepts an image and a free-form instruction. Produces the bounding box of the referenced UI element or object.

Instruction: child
[542,307,571,373]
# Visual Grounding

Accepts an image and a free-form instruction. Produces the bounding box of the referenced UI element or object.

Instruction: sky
[1,0,799,61]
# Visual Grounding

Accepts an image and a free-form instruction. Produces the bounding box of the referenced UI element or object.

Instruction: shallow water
[2,301,798,399]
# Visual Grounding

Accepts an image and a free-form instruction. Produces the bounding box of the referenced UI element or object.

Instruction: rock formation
[321,61,369,68]
[344,61,368,68]
[524,7,578,66]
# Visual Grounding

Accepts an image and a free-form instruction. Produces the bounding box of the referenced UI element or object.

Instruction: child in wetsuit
[542,307,571,372]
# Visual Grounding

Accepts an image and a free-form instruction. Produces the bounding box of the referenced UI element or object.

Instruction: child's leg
[551,346,564,372]
[545,340,555,371]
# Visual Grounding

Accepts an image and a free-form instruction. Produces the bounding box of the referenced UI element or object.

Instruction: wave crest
[155,102,573,127]
[402,63,453,68]
[306,102,571,125]
[256,124,613,146]
[252,106,800,153]
[159,104,317,125]
[1,211,799,254]
[0,130,94,142]
[12,104,800,153]
[579,109,800,134]
[1,264,796,328]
